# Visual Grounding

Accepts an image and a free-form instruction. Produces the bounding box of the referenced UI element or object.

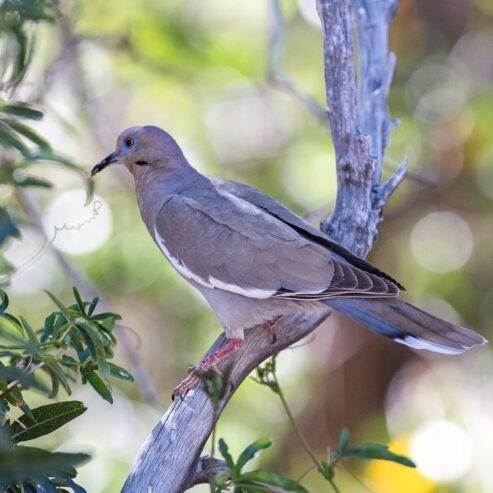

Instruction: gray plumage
[92,125,487,355]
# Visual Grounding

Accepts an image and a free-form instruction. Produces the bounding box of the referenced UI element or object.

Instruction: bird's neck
[134,162,207,233]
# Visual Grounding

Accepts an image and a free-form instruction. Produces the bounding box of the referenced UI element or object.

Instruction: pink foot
[172,338,243,400]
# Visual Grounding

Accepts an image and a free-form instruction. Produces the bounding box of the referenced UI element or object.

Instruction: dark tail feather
[325,297,487,354]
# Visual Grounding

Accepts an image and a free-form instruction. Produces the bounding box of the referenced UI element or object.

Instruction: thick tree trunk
[122,1,405,491]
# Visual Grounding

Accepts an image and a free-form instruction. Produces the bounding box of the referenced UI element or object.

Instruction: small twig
[267,0,329,125]
[188,457,229,487]
[297,463,317,482]
[384,163,436,188]
[271,365,340,493]
[372,156,407,212]
[272,370,320,468]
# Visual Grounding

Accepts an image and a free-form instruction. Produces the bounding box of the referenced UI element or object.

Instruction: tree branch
[122,1,405,491]
[122,312,330,492]
[318,0,406,254]
[186,456,229,488]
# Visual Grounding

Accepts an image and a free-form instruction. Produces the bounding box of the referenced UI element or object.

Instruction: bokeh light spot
[410,420,473,482]
[410,212,473,273]
[43,190,113,256]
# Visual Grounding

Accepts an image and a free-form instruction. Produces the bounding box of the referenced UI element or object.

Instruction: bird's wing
[210,177,404,289]
[154,187,398,300]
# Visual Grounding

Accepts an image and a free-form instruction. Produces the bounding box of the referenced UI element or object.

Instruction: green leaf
[5,119,50,149]
[17,174,53,188]
[8,401,87,443]
[0,363,50,395]
[235,438,272,474]
[341,443,416,468]
[87,298,99,317]
[0,446,89,486]
[44,290,71,322]
[0,120,30,155]
[40,357,71,396]
[237,471,308,493]
[218,438,235,471]
[72,287,85,315]
[26,148,78,168]
[19,316,39,345]
[0,289,9,313]
[338,427,350,452]
[84,178,95,206]
[82,368,113,403]
[108,362,134,382]
[75,323,101,361]
[43,365,60,399]
[0,101,43,120]
[0,207,21,247]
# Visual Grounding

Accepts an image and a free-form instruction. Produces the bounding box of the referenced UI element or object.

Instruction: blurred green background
[3,0,493,491]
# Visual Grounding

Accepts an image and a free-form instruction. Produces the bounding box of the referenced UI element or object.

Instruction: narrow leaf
[72,287,85,315]
[0,289,9,313]
[0,120,30,155]
[218,438,235,471]
[0,207,21,246]
[0,446,89,485]
[19,316,39,344]
[6,119,50,149]
[82,368,113,403]
[108,363,134,382]
[235,438,272,474]
[338,427,350,452]
[0,101,43,119]
[44,291,71,322]
[8,401,87,443]
[237,471,308,493]
[342,443,416,468]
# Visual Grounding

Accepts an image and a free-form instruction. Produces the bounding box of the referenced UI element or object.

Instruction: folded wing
[154,187,399,300]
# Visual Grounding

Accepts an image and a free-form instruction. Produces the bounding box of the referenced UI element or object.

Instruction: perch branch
[122,0,404,491]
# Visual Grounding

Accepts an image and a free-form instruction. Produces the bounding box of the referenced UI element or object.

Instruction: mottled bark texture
[122,0,405,491]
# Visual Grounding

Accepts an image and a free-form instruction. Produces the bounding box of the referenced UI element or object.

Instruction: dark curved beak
[91,151,119,177]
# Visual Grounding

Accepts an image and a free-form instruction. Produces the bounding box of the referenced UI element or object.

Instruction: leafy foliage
[0,1,94,288]
[212,438,308,493]
[0,3,134,491]
[0,0,55,90]
[331,427,416,468]
[0,288,132,491]
[253,356,416,491]
[0,446,89,492]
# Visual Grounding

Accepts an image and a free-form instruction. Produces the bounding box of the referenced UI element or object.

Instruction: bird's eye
[124,137,134,148]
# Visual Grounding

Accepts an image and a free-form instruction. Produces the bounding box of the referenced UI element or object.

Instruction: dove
[92,125,487,398]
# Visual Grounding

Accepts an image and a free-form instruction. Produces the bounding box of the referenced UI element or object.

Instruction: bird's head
[91,125,185,179]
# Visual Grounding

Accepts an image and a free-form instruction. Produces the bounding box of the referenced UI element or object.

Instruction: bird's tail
[325,297,487,354]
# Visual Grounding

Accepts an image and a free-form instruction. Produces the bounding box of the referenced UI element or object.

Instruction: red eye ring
[124,137,134,148]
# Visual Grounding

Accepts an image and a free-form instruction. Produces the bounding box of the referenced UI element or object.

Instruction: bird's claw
[172,370,200,401]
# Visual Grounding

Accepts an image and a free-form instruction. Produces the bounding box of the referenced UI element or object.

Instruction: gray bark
[122,0,405,491]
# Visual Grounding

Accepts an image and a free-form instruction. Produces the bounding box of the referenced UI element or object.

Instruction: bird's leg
[172,338,243,400]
